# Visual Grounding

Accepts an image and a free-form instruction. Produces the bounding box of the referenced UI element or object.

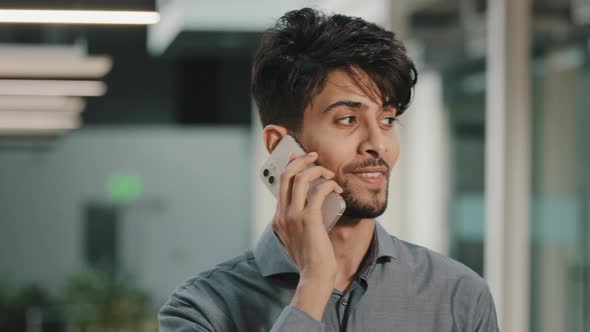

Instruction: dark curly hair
[251,7,418,133]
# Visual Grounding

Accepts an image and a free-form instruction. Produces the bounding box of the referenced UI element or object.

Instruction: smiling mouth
[343,162,390,187]
[350,172,386,185]
[356,172,382,178]
[351,166,388,177]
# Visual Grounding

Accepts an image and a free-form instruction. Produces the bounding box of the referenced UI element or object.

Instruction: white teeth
[358,172,381,178]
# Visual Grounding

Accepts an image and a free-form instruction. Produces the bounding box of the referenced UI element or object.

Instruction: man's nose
[358,122,387,158]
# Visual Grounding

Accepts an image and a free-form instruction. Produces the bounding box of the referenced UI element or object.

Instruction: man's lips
[350,166,388,184]
[351,166,388,175]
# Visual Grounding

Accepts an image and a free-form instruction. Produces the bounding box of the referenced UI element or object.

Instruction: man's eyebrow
[321,100,363,113]
[321,99,396,113]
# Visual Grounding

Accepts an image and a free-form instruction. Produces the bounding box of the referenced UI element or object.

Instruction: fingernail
[308,152,318,157]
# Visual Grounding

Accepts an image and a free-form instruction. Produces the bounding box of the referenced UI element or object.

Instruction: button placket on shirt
[341,297,349,306]
[337,280,361,329]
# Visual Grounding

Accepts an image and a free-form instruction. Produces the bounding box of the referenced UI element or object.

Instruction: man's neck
[329,217,376,292]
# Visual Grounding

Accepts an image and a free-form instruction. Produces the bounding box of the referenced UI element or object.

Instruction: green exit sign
[107,173,142,203]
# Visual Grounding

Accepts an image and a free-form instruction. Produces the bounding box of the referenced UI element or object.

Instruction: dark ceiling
[0,0,587,126]
[0,0,253,126]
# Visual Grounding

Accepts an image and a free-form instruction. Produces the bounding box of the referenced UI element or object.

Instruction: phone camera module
[263,169,269,177]
[268,176,275,184]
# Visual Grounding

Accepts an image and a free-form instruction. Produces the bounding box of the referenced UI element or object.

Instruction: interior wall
[0,126,252,304]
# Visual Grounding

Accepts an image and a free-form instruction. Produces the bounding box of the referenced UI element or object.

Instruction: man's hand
[271,151,343,321]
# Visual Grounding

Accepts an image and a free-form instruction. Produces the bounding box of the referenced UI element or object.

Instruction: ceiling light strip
[0,79,106,96]
[0,9,160,25]
[0,96,85,112]
[0,110,80,130]
[0,56,112,78]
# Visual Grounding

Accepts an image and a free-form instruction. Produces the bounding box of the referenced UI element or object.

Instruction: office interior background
[0,0,588,331]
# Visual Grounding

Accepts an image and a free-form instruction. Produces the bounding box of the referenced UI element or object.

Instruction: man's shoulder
[393,236,489,292]
[159,251,260,331]
[161,250,263,316]
[172,250,260,295]
[379,235,498,329]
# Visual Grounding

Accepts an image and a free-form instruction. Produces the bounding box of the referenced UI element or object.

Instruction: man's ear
[262,125,288,154]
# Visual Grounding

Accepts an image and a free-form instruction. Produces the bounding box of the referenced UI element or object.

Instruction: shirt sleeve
[159,282,325,332]
[159,302,216,332]
[270,305,326,332]
[160,301,325,332]
[474,286,499,332]
[158,282,234,332]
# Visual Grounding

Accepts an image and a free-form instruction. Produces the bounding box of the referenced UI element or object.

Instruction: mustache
[343,158,390,173]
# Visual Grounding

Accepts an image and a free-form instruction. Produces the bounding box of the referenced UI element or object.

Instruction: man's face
[297,68,400,218]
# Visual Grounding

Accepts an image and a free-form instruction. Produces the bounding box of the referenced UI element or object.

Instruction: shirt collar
[374,221,399,260]
[253,220,399,278]
[253,224,299,277]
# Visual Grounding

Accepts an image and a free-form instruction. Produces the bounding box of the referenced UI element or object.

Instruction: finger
[290,166,335,211]
[272,220,286,244]
[278,152,318,208]
[305,180,343,212]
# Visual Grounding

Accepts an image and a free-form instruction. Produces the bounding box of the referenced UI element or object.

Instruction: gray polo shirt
[159,222,498,331]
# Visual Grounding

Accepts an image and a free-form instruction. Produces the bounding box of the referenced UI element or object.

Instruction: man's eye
[337,116,357,125]
[381,117,397,126]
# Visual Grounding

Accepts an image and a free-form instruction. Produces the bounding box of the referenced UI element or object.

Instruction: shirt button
[341,297,349,306]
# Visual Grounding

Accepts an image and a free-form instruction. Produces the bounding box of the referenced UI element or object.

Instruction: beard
[337,157,391,218]
[340,176,389,218]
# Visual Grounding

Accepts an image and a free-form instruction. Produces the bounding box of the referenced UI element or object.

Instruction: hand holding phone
[260,135,344,318]
[260,135,346,231]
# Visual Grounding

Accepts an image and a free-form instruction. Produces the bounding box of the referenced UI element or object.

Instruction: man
[159,7,498,331]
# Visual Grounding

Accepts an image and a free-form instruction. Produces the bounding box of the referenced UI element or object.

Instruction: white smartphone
[260,135,346,231]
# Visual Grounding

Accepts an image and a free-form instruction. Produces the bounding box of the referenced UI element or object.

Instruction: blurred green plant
[62,268,157,332]
[11,284,53,309]
[0,269,158,332]
[0,282,55,331]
